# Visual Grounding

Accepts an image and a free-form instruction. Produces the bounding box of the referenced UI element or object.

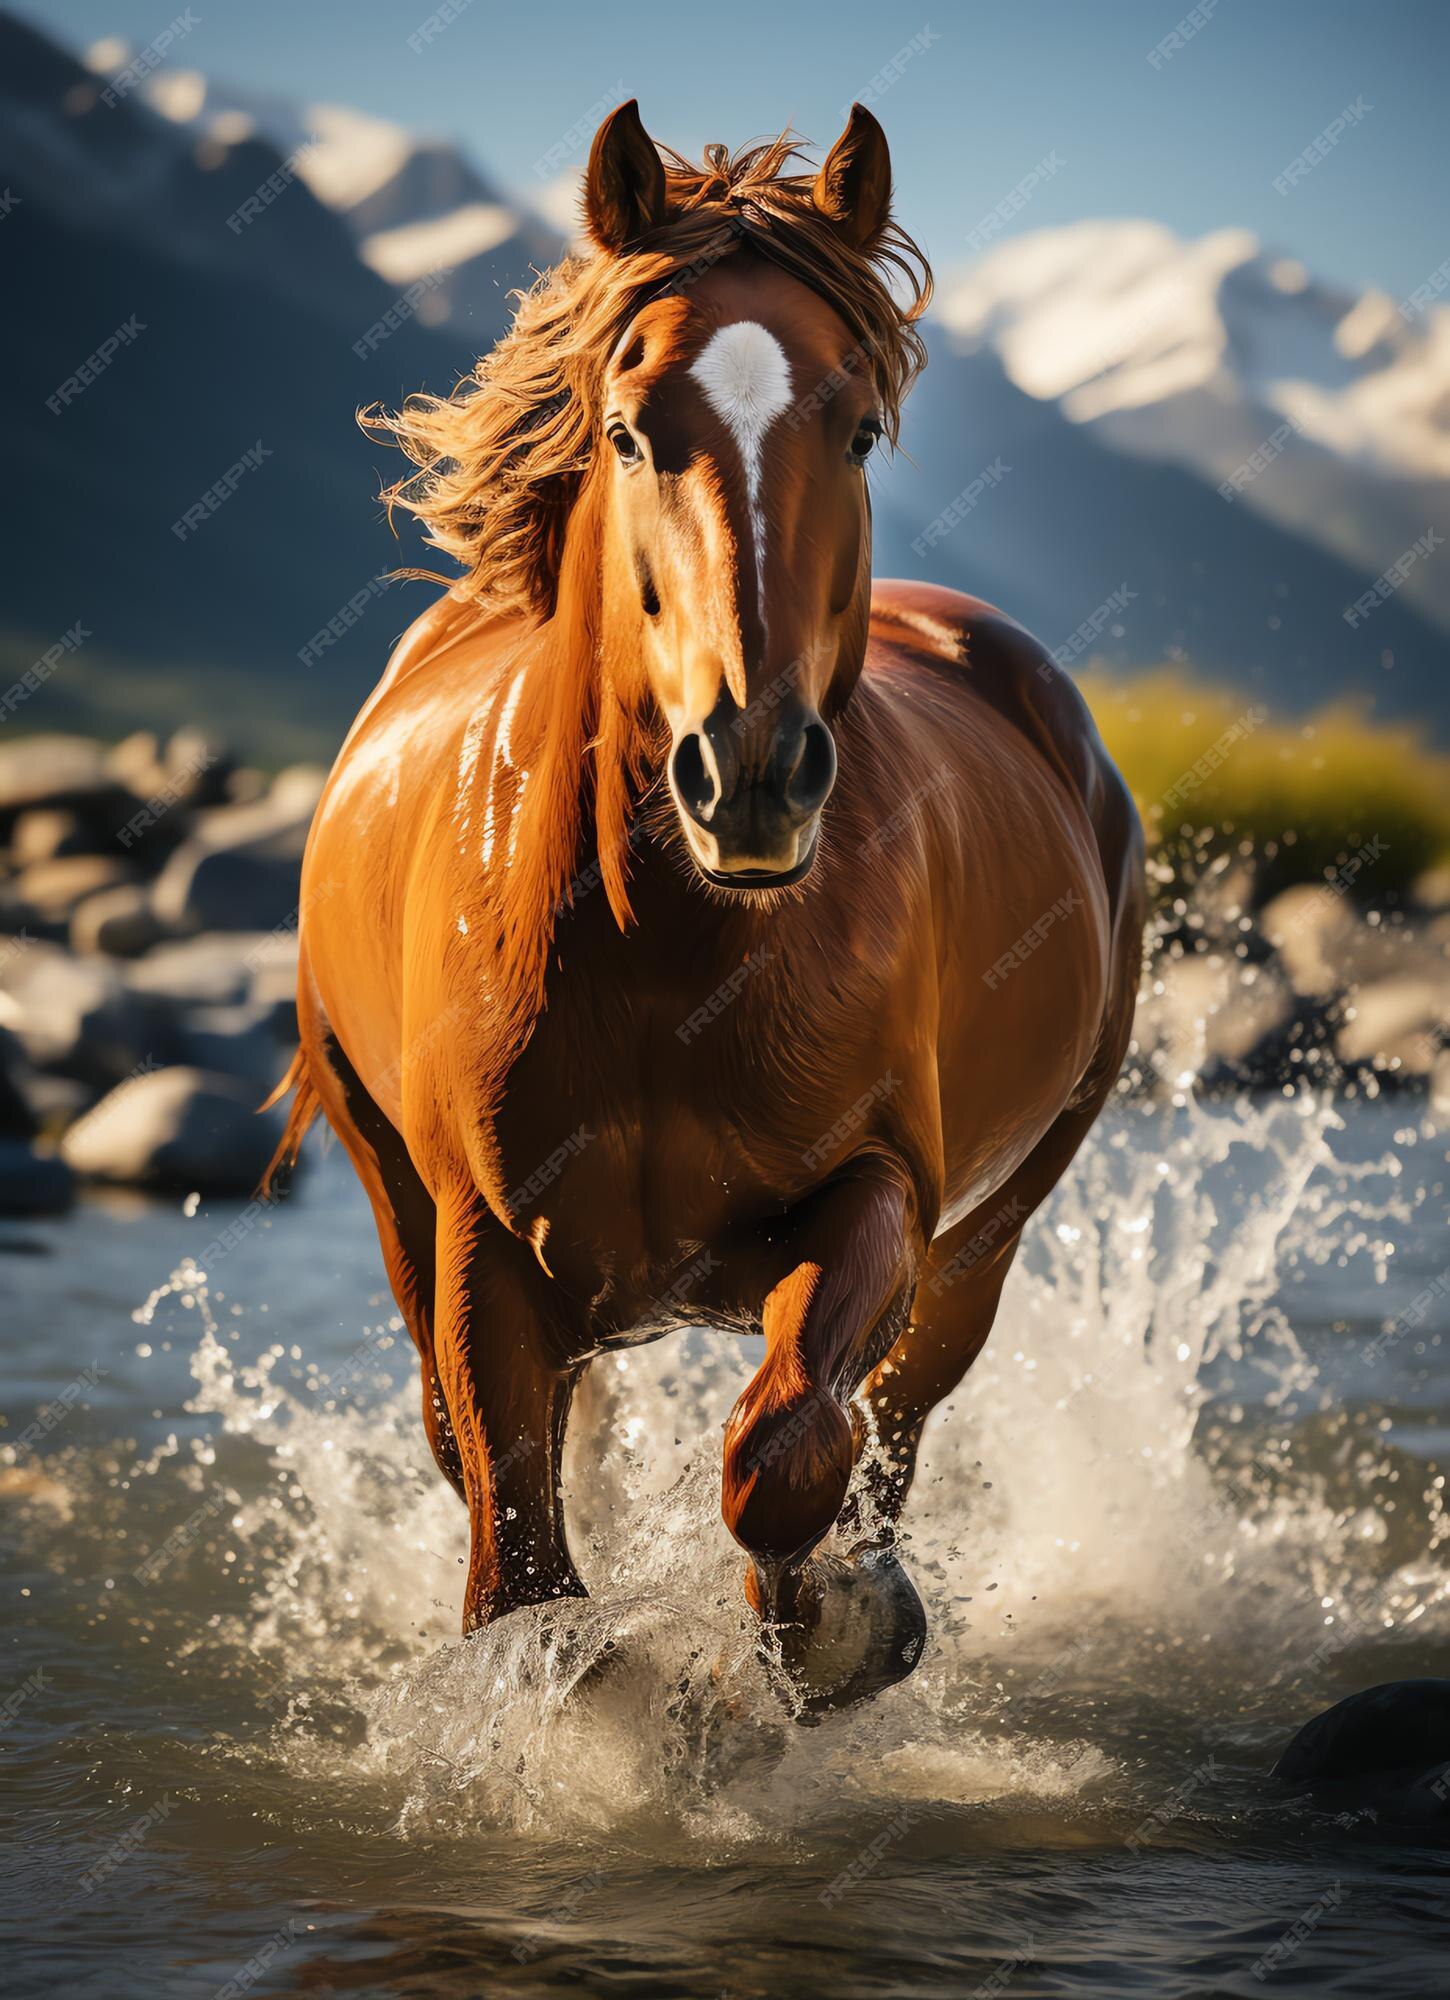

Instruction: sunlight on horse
[266,101,1145,1709]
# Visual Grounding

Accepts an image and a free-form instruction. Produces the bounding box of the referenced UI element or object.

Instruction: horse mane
[362,136,933,1226]
[363,130,933,619]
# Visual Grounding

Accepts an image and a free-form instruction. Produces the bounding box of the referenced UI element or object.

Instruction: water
[3,1079,1449,1997]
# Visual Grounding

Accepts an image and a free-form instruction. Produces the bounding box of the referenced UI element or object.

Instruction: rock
[159,726,236,809]
[268,764,328,818]
[0,1024,37,1139]
[1412,862,1450,913]
[104,730,166,795]
[0,940,152,1087]
[69,884,170,958]
[1272,1678,1450,1821]
[1132,951,1298,1091]
[178,1003,288,1090]
[1337,974,1446,1078]
[0,735,138,842]
[12,855,132,924]
[11,808,91,866]
[60,1065,286,1192]
[224,768,269,806]
[150,794,312,934]
[0,1139,74,1215]
[126,933,281,1008]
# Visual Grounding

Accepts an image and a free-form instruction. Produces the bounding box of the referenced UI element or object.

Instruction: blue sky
[35,0,1449,297]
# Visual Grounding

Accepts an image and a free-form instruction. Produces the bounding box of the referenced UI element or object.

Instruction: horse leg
[295,1011,464,1501]
[856,1094,1112,1532]
[721,1163,920,1619]
[431,1182,586,1634]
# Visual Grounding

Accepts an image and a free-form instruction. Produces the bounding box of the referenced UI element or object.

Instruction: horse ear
[811,102,892,250]
[583,100,667,252]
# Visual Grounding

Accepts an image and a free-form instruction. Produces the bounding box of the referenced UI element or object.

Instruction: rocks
[125,933,276,1009]
[1337,974,1446,1079]
[0,734,138,843]
[0,940,152,1088]
[69,884,168,958]
[150,792,312,934]
[60,1065,284,1193]
[12,854,132,926]
[1271,1677,1450,1823]
[0,1138,73,1214]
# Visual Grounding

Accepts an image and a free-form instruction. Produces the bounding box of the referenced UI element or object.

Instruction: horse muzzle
[669,699,836,888]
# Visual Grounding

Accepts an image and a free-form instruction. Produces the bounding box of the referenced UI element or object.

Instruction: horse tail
[257,1047,322,1199]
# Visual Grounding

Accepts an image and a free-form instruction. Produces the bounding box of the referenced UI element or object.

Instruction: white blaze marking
[689,321,792,642]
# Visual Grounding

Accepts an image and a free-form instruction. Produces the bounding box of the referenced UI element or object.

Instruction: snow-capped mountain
[933,220,1450,631]
[116,54,565,340]
[4,10,1447,755]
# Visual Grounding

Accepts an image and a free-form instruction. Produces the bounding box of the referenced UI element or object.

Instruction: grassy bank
[1078,668,1450,904]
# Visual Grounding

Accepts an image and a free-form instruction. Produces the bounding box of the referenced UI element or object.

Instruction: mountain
[2,13,1446,757]
[932,219,1450,629]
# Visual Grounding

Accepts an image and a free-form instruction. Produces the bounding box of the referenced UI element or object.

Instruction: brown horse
[271,102,1144,1702]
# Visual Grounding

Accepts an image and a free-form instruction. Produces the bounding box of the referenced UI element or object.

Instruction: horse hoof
[761,1543,927,1715]
[1272,1678,1450,1822]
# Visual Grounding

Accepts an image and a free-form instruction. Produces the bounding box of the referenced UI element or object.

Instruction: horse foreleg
[858,1092,1112,1530]
[431,1182,586,1634]
[721,1165,920,1616]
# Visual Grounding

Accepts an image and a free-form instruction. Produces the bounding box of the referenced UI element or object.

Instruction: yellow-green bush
[1077,669,1450,902]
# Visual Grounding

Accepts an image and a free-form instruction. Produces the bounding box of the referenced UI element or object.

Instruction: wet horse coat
[277,104,1145,1683]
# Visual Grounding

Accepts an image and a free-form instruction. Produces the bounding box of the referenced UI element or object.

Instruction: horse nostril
[786,719,837,819]
[670,732,715,825]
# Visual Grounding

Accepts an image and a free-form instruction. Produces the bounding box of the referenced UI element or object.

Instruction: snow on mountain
[936,220,1450,629]
[95,48,564,340]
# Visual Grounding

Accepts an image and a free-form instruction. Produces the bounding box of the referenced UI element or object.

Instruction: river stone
[1272,1678,1450,1819]
[0,1025,37,1140]
[1336,975,1446,1078]
[69,884,170,958]
[150,795,312,934]
[125,933,277,1009]
[13,855,132,923]
[0,735,139,842]
[0,1139,74,1215]
[11,808,90,866]
[178,1003,287,1090]
[60,1065,285,1191]
[0,940,151,1085]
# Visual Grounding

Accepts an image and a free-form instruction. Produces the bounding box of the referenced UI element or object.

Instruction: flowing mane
[364,131,933,618]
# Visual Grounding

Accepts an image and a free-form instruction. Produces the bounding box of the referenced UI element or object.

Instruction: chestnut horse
[272,103,1144,1699]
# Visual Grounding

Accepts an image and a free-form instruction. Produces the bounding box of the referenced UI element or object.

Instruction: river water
[3,1082,1448,1997]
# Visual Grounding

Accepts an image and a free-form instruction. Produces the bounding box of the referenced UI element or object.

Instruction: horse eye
[848,419,882,466]
[608,423,643,465]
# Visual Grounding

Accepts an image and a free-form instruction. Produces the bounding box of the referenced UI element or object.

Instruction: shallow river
[3,1087,1448,1997]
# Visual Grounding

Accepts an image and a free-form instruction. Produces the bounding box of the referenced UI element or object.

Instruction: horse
[269,101,1145,1704]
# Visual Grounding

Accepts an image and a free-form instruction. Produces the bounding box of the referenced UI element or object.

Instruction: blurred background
[3,0,1448,1200]
[4,15,1450,1996]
